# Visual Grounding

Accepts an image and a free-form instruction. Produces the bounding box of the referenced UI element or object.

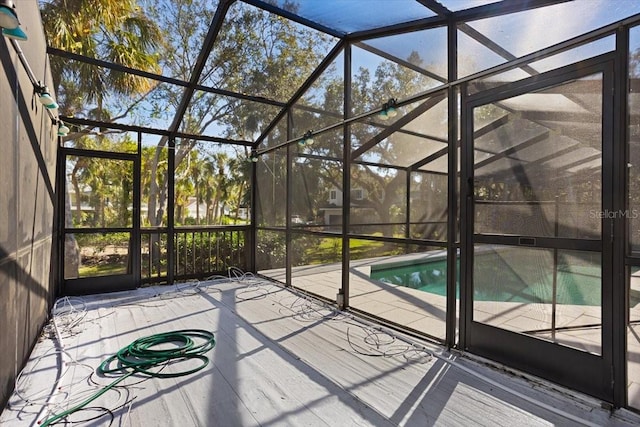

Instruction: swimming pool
[369,249,602,306]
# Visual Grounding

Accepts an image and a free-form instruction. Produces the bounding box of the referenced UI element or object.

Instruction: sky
[103,0,640,149]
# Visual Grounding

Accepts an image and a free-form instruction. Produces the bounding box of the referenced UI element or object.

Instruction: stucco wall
[0,0,57,410]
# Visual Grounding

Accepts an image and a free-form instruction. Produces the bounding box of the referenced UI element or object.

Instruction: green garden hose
[41,329,215,426]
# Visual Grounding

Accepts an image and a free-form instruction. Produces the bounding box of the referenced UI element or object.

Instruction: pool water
[370,254,602,306]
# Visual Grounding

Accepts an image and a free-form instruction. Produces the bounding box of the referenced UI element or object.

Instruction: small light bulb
[2,26,27,41]
[58,122,69,136]
[38,88,58,109]
[386,106,398,118]
[0,4,19,30]
[301,131,314,146]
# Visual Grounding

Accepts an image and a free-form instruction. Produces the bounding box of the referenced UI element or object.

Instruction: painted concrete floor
[2,275,640,426]
[263,254,640,414]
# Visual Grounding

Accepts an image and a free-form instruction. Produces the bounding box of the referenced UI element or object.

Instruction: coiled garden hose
[40,329,215,426]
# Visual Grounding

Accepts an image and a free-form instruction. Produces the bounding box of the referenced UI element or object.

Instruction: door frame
[57,146,141,295]
[459,54,617,402]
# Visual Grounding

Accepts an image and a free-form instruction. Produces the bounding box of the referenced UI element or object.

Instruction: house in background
[319,187,374,228]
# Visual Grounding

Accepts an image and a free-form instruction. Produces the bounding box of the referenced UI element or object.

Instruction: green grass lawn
[79,263,127,277]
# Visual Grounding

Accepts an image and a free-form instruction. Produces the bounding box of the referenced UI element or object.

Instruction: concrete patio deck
[3,276,640,426]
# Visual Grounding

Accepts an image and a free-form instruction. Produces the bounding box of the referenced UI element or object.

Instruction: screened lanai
[3,0,640,422]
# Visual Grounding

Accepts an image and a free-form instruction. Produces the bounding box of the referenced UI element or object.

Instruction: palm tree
[191,155,217,225]
[40,0,162,121]
[211,153,229,223]
[40,0,162,277]
[174,153,195,225]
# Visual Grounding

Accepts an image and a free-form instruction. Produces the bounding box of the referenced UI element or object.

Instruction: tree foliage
[43,0,451,272]
[140,0,335,227]
[41,0,162,119]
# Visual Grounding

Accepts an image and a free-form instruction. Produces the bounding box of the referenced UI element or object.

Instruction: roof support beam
[351,92,446,160]
[487,143,581,182]
[411,145,450,171]
[457,23,539,76]
[346,0,570,42]
[60,115,253,146]
[551,153,602,172]
[455,14,640,87]
[354,41,447,83]
[168,0,235,136]
[346,16,446,43]
[518,111,601,123]
[47,46,185,86]
[254,39,346,148]
[257,84,450,156]
[416,0,452,18]
[409,113,511,170]
[473,131,550,170]
[240,0,345,38]
[451,0,572,23]
[47,46,286,108]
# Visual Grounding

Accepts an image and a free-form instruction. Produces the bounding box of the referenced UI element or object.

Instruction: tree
[280,51,443,236]
[143,0,335,229]
[41,0,162,121]
[66,135,137,226]
[41,0,162,277]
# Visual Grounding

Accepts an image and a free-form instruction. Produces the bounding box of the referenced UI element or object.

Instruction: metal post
[552,196,559,341]
[406,168,411,239]
[286,111,293,287]
[250,149,257,273]
[459,80,472,350]
[167,137,175,285]
[55,138,65,297]
[340,43,352,310]
[133,131,142,287]
[446,19,459,348]
[612,25,629,408]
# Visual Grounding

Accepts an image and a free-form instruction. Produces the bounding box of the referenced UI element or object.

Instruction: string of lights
[1,1,69,137]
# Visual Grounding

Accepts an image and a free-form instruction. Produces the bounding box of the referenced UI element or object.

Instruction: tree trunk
[212,197,220,223]
[71,163,83,224]
[195,177,200,225]
[148,136,168,227]
[99,196,106,228]
[147,136,168,273]
[233,180,246,225]
[64,178,80,279]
